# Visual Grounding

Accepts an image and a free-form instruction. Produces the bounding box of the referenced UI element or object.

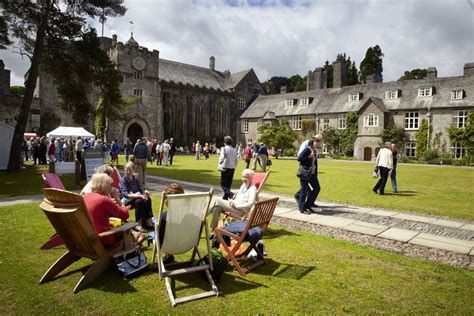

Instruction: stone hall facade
[1,34,265,145]
[240,62,474,160]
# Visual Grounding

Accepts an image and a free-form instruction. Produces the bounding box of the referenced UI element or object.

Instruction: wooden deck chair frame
[214,197,278,277]
[41,173,66,249]
[223,171,270,223]
[39,188,137,293]
[150,189,218,307]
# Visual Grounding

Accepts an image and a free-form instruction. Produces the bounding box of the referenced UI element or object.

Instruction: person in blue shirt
[296,135,322,214]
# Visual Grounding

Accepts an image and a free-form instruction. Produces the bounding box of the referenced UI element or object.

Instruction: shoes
[372,188,378,194]
[163,254,175,264]
[299,208,311,214]
[294,193,300,204]
[312,203,318,208]
[393,190,399,193]
[305,207,318,213]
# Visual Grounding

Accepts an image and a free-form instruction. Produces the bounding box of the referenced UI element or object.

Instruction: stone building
[19,34,265,145]
[240,61,474,160]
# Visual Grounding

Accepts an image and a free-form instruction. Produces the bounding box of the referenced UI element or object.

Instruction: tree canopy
[1,0,126,171]
[398,69,428,81]
[359,45,384,83]
[257,120,298,150]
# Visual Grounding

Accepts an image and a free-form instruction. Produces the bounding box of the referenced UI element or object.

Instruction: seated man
[81,165,121,205]
[83,173,144,247]
[209,169,257,231]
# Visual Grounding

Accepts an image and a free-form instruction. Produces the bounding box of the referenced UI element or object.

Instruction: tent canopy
[46,126,95,140]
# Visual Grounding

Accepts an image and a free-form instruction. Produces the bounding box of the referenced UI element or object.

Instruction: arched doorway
[127,123,143,144]
[363,147,372,161]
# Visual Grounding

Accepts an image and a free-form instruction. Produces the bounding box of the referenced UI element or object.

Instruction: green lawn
[141,155,474,221]
[0,202,473,314]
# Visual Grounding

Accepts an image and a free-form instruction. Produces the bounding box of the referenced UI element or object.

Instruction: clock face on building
[132,57,146,71]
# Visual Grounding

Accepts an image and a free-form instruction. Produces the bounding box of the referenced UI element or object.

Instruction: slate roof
[159,59,230,91]
[226,69,252,89]
[241,74,474,119]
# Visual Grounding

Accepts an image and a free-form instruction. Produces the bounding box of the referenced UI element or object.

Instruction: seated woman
[119,161,154,233]
[80,165,121,205]
[209,169,257,231]
[83,173,144,247]
[157,183,185,263]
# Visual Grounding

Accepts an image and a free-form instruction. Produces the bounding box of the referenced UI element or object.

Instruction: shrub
[422,148,439,161]
[285,148,296,157]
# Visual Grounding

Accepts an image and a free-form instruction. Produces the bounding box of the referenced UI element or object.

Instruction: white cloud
[2,0,473,85]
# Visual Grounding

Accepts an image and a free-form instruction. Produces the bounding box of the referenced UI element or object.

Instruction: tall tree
[380,125,408,149]
[1,0,126,171]
[257,120,297,151]
[340,112,358,156]
[359,45,384,83]
[398,69,428,81]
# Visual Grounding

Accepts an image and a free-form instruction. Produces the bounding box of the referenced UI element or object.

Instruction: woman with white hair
[83,173,144,246]
[209,168,257,231]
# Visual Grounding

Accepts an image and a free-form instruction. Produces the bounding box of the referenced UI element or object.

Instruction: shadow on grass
[384,191,418,197]
[264,227,299,239]
[250,258,315,280]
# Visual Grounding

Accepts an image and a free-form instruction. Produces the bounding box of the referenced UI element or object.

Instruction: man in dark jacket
[133,137,151,186]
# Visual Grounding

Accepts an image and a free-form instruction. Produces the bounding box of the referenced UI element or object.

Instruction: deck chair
[41,173,66,249]
[150,189,218,307]
[214,197,278,277]
[223,171,270,222]
[39,188,137,293]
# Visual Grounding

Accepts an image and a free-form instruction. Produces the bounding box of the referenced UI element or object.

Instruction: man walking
[295,134,323,205]
[134,137,151,187]
[75,136,83,161]
[390,143,398,193]
[257,143,269,172]
[373,142,393,195]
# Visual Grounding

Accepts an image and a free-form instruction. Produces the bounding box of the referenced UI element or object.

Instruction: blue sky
[3,0,473,85]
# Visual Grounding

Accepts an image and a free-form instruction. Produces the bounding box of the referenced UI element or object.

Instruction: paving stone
[273,206,293,215]
[409,233,473,254]
[369,209,400,217]
[309,215,354,228]
[277,210,315,222]
[391,213,438,224]
[377,227,419,242]
[460,223,474,231]
[430,219,466,228]
[343,222,388,236]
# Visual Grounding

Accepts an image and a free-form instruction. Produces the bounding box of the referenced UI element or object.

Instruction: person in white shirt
[161,140,171,165]
[218,135,239,200]
[209,169,257,231]
[372,142,393,195]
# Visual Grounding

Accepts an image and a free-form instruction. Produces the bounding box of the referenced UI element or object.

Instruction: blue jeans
[391,167,398,192]
[298,174,320,212]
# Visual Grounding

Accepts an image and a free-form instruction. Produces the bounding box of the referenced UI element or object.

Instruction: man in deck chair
[151,186,218,306]
[209,169,257,231]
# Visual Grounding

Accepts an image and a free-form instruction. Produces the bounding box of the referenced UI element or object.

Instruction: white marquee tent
[46,126,95,140]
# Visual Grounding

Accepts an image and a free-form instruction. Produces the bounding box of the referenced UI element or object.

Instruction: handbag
[113,246,148,279]
[296,164,311,180]
[217,147,227,172]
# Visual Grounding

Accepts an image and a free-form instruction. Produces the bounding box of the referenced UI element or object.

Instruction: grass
[142,155,474,221]
[1,201,473,314]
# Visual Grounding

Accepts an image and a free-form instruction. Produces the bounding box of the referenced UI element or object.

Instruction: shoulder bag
[296,164,311,181]
[113,246,148,279]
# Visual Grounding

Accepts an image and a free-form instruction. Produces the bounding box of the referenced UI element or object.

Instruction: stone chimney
[427,67,437,79]
[209,56,215,71]
[306,70,315,91]
[366,73,383,84]
[333,61,346,88]
[280,86,287,94]
[314,68,326,89]
[463,62,474,77]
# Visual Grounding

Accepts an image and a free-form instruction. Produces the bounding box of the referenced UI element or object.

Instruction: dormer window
[450,90,464,100]
[385,90,399,99]
[348,93,360,102]
[300,98,309,106]
[285,99,293,106]
[418,87,432,97]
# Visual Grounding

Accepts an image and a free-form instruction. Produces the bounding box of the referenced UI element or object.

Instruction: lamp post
[426,108,431,149]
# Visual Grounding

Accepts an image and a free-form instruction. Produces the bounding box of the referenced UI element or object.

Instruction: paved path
[1,175,472,261]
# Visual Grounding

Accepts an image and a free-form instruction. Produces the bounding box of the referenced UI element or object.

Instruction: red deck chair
[223,171,270,221]
[40,173,66,249]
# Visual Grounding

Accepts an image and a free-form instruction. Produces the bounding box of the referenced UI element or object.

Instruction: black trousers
[373,166,390,194]
[127,198,153,225]
[220,168,235,200]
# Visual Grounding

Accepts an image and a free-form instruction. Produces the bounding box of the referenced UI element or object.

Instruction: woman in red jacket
[83,173,144,247]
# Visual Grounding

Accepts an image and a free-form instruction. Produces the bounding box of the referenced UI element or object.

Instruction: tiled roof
[241,75,474,118]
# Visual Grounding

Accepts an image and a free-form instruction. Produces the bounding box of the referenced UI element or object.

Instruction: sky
[2,0,473,86]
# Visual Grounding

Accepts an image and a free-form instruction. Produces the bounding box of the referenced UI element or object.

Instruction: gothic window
[133,89,143,102]
[338,114,346,129]
[453,110,468,128]
[133,71,143,80]
[238,98,245,110]
[216,106,225,134]
[404,112,419,130]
